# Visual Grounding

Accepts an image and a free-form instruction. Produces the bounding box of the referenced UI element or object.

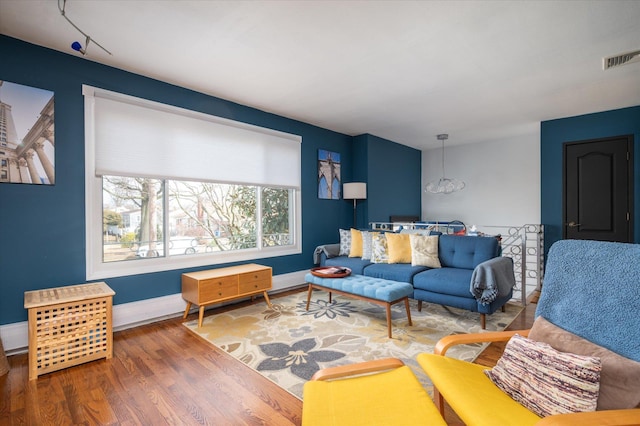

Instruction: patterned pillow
[370,232,389,263]
[349,229,363,257]
[485,334,601,418]
[339,229,351,256]
[386,233,412,263]
[410,234,441,268]
[361,231,373,260]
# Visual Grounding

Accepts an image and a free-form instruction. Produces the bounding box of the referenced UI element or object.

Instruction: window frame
[84,88,302,280]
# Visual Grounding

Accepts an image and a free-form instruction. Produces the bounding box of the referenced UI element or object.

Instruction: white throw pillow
[410,235,441,268]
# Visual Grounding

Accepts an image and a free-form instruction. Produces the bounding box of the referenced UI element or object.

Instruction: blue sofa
[315,234,513,328]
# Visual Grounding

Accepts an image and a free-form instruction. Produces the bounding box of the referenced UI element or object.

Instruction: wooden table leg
[198,306,205,328]
[183,301,192,319]
[263,291,272,308]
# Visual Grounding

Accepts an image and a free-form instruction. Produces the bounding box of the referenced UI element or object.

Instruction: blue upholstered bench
[304,273,414,338]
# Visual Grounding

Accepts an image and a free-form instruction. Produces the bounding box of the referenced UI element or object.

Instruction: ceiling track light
[58,0,112,56]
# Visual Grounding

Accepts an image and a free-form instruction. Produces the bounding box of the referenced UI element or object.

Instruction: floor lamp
[343,182,367,227]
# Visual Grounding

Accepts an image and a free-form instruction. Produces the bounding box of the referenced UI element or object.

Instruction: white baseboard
[0,322,26,356]
[0,270,307,355]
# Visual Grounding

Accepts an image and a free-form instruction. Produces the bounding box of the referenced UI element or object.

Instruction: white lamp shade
[343,182,367,200]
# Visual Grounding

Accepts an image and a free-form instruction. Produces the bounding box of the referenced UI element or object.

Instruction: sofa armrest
[313,243,340,264]
[434,329,530,355]
[310,358,405,381]
[534,408,640,426]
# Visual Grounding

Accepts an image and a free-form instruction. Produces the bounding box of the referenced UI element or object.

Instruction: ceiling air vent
[603,49,640,70]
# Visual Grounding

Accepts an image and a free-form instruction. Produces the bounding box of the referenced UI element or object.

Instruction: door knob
[567,221,581,228]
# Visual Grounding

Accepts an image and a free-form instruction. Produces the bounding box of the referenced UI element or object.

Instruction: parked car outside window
[136,238,198,258]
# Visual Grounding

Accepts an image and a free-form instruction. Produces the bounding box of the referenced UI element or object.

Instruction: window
[102,178,294,262]
[85,86,302,280]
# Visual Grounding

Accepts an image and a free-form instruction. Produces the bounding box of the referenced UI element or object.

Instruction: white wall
[422,133,540,231]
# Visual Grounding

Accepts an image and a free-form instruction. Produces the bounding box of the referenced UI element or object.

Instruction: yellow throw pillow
[386,233,412,264]
[349,228,363,257]
[410,234,441,268]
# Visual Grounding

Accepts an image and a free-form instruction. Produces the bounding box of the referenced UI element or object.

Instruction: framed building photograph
[0,80,55,185]
[318,149,341,199]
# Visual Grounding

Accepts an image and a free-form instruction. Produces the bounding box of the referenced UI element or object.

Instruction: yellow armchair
[302,358,447,426]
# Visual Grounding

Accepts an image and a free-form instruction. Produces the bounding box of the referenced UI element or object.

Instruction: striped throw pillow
[485,334,601,418]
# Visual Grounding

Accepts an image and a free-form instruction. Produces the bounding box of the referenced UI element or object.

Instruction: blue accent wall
[0,36,422,325]
[353,134,422,227]
[541,105,640,254]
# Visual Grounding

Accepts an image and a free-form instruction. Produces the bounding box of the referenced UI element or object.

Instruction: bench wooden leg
[385,303,393,338]
[404,298,412,326]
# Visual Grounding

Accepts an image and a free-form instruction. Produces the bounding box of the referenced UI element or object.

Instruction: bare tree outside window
[168,181,257,252]
[102,177,163,262]
[102,176,293,263]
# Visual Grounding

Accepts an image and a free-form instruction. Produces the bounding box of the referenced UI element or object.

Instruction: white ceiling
[1,0,639,151]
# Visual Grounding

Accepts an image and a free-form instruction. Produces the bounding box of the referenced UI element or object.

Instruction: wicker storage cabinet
[24,282,115,380]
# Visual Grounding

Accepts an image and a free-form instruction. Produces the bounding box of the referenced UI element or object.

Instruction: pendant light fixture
[425,134,465,194]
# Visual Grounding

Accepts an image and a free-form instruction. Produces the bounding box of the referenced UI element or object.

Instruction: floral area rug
[183,289,522,399]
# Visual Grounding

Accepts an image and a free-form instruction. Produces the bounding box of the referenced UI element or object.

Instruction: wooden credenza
[182,263,272,327]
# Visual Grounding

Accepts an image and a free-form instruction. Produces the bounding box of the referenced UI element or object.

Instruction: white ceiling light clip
[58,0,112,56]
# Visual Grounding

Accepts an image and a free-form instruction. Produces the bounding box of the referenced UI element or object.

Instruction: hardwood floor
[0,290,537,425]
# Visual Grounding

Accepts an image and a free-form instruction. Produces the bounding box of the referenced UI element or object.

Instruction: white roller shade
[83,86,301,188]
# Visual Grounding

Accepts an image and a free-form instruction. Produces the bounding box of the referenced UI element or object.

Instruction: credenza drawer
[202,275,238,288]
[200,277,238,302]
[239,278,271,294]
[239,269,271,284]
